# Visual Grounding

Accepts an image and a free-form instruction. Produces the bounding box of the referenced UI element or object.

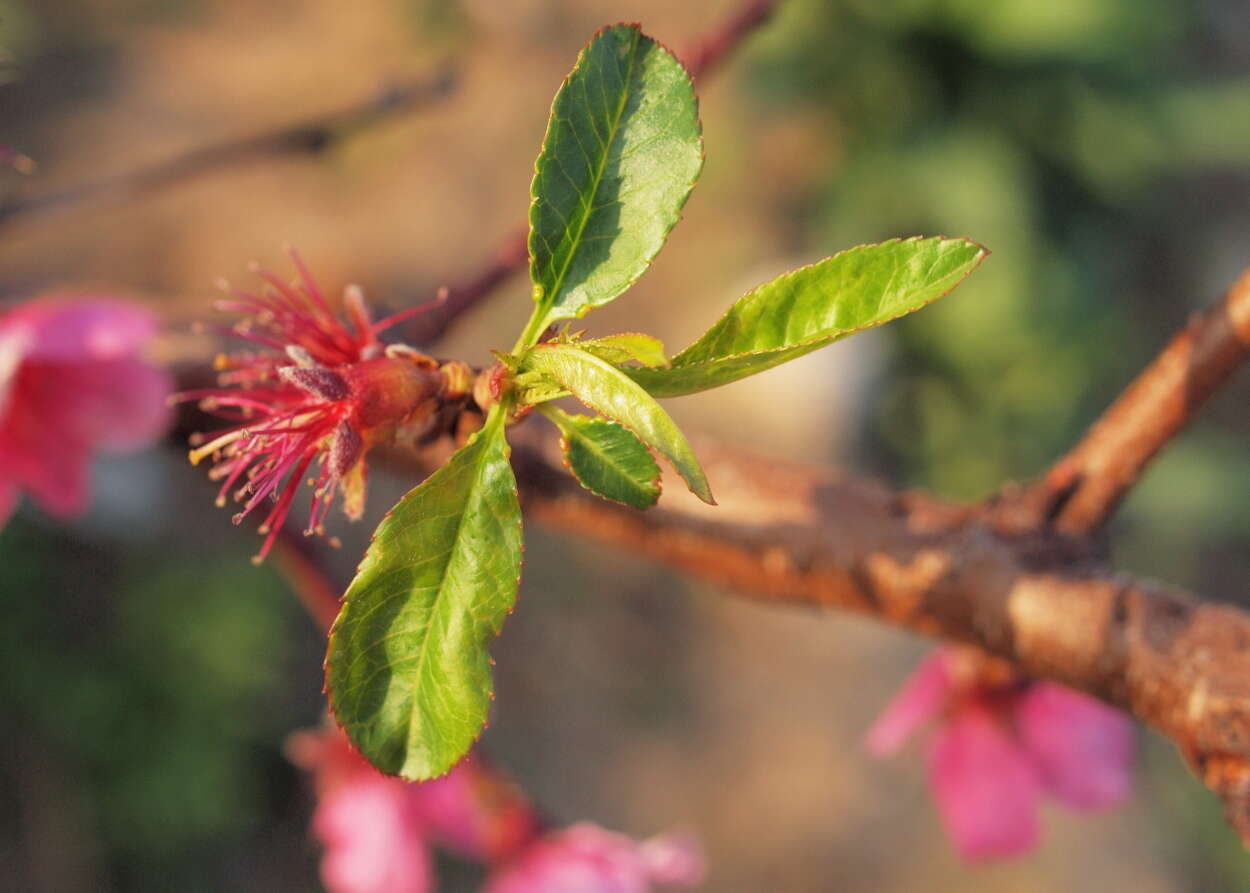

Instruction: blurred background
[2,0,1250,889]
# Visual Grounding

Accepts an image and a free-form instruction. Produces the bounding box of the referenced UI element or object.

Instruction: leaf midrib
[670,241,985,368]
[538,27,642,323]
[566,417,658,503]
[403,418,500,769]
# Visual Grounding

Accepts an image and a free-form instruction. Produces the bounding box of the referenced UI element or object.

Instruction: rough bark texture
[515,436,1250,778]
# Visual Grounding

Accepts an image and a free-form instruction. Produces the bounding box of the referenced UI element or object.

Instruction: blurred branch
[680,0,781,81]
[404,229,529,344]
[270,531,342,632]
[1028,267,1250,534]
[0,66,457,232]
[403,0,784,344]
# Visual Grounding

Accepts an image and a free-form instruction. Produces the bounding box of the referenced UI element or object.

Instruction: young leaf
[522,24,703,345]
[628,237,988,397]
[521,343,713,504]
[326,408,521,780]
[540,405,661,509]
[578,332,668,367]
[512,369,569,405]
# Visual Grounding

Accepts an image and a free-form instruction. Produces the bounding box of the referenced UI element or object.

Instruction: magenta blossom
[176,255,459,562]
[483,823,705,893]
[865,647,1134,861]
[0,296,171,528]
[286,725,537,893]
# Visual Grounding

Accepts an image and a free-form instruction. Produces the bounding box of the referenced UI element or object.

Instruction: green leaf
[326,408,521,780]
[628,237,988,397]
[522,24,703,345]
[577,332,668,367]
[521,343,714,504]
[540,405,661,509]
[512,369,569,405]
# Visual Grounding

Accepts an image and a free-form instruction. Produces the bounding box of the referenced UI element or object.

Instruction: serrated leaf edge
[324,407,523,780]
[541,406,663,508]
[525,22,706,335]
[671,236,989,368]
[524,344,714,504]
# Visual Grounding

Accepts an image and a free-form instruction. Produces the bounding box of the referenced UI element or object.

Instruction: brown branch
[403,229,528,344]
[680,0,781,81]
[510,429,1250,841]
[0,66,457,232]
[1033,268,1250,535]
[403,0,784,345]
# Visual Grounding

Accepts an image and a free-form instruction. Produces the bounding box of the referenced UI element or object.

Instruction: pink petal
[865,649,955,757]
[483,824,656,893]
[409,756,538,863]
[4,298,159,362]
[1015,682,1134,811]
[11,354,171,451]
[0,326,27,418]
[288,725,434,893]
[637,831,706,886]
[927,706,1042,862]
[52,358,172,449]
[0,359,167,520]
[0,422,91,518]
[0,298,169,522]
[314,775,432,893]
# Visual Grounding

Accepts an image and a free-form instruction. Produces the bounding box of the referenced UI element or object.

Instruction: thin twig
[0,66,458,232]
[681,0,781,81]
[1034,267,1250,534]
[403,230,528,344]
[270,531,342,632]
[403,0,784,345]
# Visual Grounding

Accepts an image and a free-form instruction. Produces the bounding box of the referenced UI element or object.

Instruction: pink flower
[408,753,537,864]
[865,647,1134,861]
[287,725,538,893]
[483,823,705,893]
[313,769,433,893]
[176,254,461,561]
[0,296,171,528]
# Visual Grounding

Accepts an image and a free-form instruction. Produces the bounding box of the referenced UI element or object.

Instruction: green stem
[512,306,550,354]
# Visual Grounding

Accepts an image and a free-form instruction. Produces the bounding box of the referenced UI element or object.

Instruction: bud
[473,363,509,413]
[439,360,474,401]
